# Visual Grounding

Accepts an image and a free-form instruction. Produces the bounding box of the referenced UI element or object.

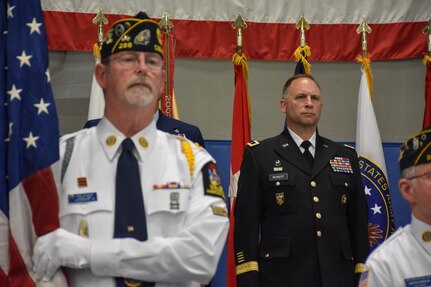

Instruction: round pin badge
[422,230,431,243]
[105,135,117,147]
[139,136,148,149]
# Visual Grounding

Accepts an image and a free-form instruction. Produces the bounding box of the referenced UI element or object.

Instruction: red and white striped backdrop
[41,0,430,61]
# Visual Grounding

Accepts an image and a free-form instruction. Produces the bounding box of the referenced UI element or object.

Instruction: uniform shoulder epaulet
[344,144,356,150]
[247,140,260,148]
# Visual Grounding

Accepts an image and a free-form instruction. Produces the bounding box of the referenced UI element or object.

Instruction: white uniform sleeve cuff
[90,239,121,277]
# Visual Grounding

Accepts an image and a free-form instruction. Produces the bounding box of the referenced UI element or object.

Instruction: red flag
[422,55,431,128]
[226,53,251,287]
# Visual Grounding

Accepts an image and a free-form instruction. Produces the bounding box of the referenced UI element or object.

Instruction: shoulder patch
[202,162,225,200]
[247,140,260,147]
[344,144,356,150]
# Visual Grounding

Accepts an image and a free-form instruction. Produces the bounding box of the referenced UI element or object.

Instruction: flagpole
[92,10,108,55]
[423,19,431,56]
[232,14,247,55]
[227,14,251,287]
[294,12,311,74]
[421,19,431,128]
[159,12,174,118]
[356,18,373,97]
[85,10,108,125]
[356,17,372,59]
[355,18,396,253]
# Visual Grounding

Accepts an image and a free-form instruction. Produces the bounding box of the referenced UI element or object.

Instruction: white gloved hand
[33,228,91,282]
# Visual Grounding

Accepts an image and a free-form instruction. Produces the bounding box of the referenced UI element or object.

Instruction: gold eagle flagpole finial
[423,19,431,56]
[295,12,310,48]
[356,17,372,58]
[232,14,247,54]
[92,9,108,51]
[158,11,174,78]
[159,11,174,32]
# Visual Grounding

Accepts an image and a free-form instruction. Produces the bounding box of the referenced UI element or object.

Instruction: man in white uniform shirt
[32,12,229,287]
[361,128,431,287]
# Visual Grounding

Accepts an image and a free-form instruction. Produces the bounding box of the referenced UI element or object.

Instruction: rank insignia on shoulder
[344,144,355,150]
[330,157,353,174]
[247,140,260,147]
[203,162,225,200]
[211,205,227,217]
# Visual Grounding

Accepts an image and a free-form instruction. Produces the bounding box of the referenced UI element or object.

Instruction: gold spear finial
[423,19,431,55]
[295,12,310,48]
[92,9,108,49]
[356,17,372,58]
[232,14,247,54]
[159,11,174,32]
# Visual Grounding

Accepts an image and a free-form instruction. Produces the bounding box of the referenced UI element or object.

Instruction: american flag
[1,0,66,286]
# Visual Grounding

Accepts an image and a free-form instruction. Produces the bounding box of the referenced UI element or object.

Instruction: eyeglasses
[108,52,163,71]
[407,171,431,181]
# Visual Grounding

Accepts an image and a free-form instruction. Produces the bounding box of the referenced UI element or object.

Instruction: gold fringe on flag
[356,55,374,98]
[423,54,431,65]
[93,42,101,60]
[232,52,252,125]
[294,44,311,74]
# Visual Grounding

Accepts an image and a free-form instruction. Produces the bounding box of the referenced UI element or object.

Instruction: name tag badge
[68,192,98,204]
[269,173,288,181]
[405,275,431,287]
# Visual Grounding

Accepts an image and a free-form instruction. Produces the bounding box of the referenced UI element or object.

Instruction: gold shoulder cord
[181,139,195,177]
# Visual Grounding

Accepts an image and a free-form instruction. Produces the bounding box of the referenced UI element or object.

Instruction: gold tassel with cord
[293,45,312,74]
[232,53,252,126]
[356,55,374,98]
[423,54,431,65]
[93,43,101,60]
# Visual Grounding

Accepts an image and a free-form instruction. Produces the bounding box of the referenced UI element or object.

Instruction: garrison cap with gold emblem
[399,128,431,172]
[100,11,163,60]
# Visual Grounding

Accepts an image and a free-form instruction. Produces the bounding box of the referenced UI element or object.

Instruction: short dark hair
[282,74,321,97]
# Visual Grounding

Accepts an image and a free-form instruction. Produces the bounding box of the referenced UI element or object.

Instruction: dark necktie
[114,138,154,287]
[301,140,314,167]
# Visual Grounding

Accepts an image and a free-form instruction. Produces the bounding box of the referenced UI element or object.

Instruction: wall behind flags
[50,52,421,227]
[51,52,424,142]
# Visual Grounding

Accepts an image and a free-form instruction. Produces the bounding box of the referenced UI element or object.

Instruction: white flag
[87,58,105,122]
[356,64,395,252]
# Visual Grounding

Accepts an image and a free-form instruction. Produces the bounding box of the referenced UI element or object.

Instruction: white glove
[33,228,91,282]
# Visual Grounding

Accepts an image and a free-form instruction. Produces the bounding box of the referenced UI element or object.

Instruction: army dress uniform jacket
[364,215,431,287]
[234,129,369,287]
[56,118,229,287]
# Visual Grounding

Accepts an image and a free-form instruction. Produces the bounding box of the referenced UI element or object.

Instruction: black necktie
[114,138,154,287]
[301,140,314,167]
